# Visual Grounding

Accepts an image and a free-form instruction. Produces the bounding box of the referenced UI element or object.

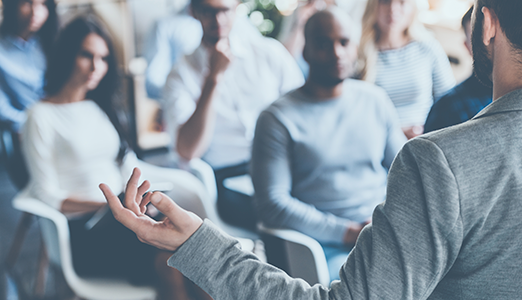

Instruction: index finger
[99,183,122,211]
[100,183,147,233]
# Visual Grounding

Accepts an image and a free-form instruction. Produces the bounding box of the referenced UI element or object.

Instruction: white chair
[258,225,331,287]
[12,193,157,300]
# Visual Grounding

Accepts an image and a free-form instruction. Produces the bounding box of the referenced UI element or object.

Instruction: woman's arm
[60,198,106,214]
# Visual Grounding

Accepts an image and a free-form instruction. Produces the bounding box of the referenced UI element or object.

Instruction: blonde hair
[358,0,428,82]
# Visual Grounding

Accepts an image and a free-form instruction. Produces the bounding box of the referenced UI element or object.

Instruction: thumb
[149,191,183,221]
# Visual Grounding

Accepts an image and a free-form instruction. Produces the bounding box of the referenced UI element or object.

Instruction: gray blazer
[168,89,522,299]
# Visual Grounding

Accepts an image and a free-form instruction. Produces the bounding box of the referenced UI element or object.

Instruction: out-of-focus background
[0,0,474,152]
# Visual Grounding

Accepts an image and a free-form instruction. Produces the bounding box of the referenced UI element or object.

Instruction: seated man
[251,9,406,281]
[162,0,304,230]
[424,6,492,133]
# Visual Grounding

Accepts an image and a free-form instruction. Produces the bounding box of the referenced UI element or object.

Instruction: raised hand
[99,168,203,252]
[208,38,233,79]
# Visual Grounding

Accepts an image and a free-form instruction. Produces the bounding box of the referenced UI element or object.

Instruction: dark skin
[300,10,369,245]
[301,11,357,100]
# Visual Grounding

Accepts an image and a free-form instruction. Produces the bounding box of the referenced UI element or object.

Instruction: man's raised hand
[99,168,203,252]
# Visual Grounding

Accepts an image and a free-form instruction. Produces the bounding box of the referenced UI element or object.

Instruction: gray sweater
[251,80,406,243]
[168,89,522,299]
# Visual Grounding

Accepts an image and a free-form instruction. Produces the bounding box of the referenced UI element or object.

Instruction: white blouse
[22,100,139,210]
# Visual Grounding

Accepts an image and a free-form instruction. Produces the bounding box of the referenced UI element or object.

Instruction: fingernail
[150,192,162,204]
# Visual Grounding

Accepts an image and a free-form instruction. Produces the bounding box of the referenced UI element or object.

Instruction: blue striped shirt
[375,39,455,127]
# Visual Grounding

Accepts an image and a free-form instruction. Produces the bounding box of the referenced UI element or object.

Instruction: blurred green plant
[238,0,291,37]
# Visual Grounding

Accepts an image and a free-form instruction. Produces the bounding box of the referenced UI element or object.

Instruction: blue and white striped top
[375,39,455,127]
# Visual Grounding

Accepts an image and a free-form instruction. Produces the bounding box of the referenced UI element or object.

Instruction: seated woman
[357,0,455,139]
[21,16,210,300]
[0,0,57,132]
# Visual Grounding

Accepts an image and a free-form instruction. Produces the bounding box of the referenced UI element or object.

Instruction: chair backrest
[0,125,29,190]
[259,225,331,287]
[13,195,157,300]
[12,195,78,283]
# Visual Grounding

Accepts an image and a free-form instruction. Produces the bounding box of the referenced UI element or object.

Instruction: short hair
[0,0,58,56]
[44,16,129,163]
[304,8,360,46]
[190,0,205,10]
[477,0,522,52]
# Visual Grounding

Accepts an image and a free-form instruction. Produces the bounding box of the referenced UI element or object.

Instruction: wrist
[343,222,362,245]
[206,70,224,84]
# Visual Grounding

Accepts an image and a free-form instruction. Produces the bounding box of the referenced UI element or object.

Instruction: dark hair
[461,6,473,31]
[477,0,522,52]
[44,16,129,163]
[1,0,58,56]
[190,0,204,10]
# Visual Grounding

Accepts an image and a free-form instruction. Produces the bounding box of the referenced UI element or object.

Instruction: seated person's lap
[68,194,158,285]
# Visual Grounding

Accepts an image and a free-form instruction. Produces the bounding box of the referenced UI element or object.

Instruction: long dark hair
[44,16,129,163]
[1,0,58,56]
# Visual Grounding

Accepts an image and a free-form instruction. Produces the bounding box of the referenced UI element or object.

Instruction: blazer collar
[473,88,522,120]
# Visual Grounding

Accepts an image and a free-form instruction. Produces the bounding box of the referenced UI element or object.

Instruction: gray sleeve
[168,220,332,300]
[169,137,463,300]
[251,111,350,244]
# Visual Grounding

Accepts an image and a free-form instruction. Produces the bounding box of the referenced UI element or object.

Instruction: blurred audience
[252,9,406,281]
[424,6,492,133]
[21,16,209,300]
[162,0,304,230]
[358,0,455,139]
[0,0,57,132]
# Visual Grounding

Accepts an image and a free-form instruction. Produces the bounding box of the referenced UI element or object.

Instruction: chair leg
[5,213,33,272]
[33,241,48,297]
